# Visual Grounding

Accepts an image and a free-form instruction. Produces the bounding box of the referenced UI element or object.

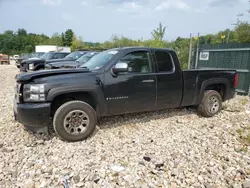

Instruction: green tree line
[0,21,250,69]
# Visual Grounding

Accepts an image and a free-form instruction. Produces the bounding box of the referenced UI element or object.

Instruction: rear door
[104,50,157,115]
[153,50,183,109]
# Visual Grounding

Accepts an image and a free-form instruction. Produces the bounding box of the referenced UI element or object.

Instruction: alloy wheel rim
[207,96,219,113]
[63,110,90,135]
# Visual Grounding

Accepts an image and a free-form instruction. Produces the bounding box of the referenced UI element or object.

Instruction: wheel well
[50,92,96,117]
[205,84,226,100]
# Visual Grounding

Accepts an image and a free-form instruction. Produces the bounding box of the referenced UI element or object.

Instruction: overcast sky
[0,0,249,42]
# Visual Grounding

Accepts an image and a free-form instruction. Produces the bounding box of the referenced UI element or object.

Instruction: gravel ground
[0,63,250,188]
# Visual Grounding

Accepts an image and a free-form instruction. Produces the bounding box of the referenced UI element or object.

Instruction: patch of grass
[236,129,244,135]
[247,134,250,144]
[236,128,250,147]
[241,98,248,106]
[240,146,248,153]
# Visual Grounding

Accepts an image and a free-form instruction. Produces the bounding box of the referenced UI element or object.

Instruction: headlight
[23,84,46,102]
[29,63,34,70]
[45,64,52,69]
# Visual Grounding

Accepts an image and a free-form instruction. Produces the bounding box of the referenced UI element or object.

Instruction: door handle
[142,80,155,83]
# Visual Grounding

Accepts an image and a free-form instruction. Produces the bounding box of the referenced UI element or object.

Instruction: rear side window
[155,51,173,72]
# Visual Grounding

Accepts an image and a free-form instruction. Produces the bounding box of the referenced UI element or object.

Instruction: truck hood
[16,68,89,82]
[22,58,44,63]
[29,57,40,60]
[46,61,79,69]
[46,58,73,63]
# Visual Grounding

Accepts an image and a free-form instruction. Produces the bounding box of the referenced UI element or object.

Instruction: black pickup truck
[45,52,99,70]
[14,47,238,142]
[20,52,70,72]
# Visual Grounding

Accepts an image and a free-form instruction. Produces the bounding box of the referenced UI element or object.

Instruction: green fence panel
[193,43,250,95]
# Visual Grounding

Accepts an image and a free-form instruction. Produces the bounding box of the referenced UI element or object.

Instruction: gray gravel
[0,63,250,188]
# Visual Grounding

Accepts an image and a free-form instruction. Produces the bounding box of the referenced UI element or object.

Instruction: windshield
[65,51,86,60]
[31,52,45,58]
[21,53,32,58]
[34,52,45,57]
[39,53,54,60]
[76,52,98,64]
[79,50,118,70]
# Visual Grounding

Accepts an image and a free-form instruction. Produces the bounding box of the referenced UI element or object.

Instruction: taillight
[234,73,238,88]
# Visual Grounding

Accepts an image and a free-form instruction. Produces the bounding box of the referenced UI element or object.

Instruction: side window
[155,51,173,72]
[119,51,152,73]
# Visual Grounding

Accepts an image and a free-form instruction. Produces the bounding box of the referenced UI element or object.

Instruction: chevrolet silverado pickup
[14,47,238,142]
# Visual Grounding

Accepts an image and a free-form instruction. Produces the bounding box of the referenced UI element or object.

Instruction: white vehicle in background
[35,45,71,53]
[13,55,20,60]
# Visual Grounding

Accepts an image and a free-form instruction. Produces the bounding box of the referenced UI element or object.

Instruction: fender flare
[34,64,45,70]
[196,78,230,104]
[47,85,107,116]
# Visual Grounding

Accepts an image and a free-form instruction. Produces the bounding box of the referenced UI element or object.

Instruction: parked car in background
[14,47,238,142]
[0,54,9,64]
[15,53,32,68]
[20,52,70,72]
[15,52,45,68]
[45,52,99,69]
[45,51,88,64]
[13,55,20,60]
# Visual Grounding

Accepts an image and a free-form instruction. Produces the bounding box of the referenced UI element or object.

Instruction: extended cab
[14,47,238,142]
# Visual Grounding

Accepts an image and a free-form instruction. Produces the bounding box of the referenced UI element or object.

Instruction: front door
[104,50,157,115]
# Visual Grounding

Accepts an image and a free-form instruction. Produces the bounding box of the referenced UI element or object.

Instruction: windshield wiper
[78,66,89,69]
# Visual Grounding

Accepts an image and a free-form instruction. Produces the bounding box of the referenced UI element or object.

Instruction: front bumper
[14,100,51,128]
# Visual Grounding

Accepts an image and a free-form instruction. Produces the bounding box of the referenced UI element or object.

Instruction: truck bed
[181,69,237,107]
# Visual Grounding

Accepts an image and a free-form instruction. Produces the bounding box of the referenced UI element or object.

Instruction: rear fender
[196,78,230,104]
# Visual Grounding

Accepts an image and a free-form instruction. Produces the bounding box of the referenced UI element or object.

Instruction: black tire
[53,100,97,142]
[197,90,222,117]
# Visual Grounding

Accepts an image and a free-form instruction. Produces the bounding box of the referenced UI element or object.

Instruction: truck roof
[109,46,175,52]
[47,51,70,54]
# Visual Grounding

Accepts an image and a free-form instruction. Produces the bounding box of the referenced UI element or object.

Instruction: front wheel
[197,90,222,117]
[53,101,97,142]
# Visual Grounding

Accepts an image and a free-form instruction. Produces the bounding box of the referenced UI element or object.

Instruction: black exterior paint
[45,61,80,69]
[14,47,237,130]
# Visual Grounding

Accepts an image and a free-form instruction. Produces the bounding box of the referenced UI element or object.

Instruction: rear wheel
[53,101,97,142]
[197,90,222,117]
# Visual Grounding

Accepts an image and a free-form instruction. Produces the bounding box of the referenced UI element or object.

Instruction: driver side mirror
[112,62,128,75]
